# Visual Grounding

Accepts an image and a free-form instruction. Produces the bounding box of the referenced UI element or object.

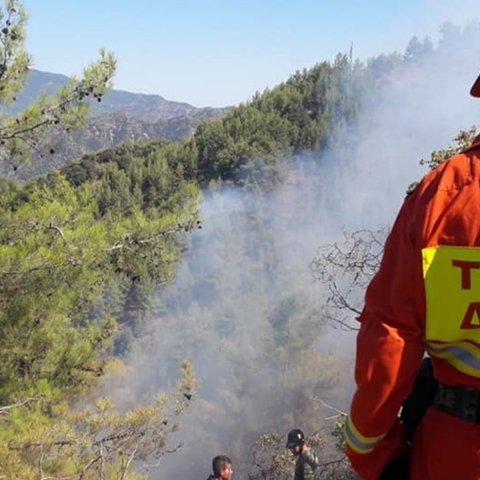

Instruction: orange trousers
[410,407,480,479]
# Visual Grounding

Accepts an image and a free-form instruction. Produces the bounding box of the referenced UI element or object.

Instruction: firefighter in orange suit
[345,73,480,480]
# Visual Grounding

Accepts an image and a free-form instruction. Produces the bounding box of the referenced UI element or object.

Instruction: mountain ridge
[3,69,231,179]
[12,69,232,122]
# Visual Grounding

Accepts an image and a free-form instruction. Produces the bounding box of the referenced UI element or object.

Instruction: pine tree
[0,3,198,478]
[0,0,116,167]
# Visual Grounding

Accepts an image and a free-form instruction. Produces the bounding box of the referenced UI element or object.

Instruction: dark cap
[286,428,305,448]
[471,72,480,97]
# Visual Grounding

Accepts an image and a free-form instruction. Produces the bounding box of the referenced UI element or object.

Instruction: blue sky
[23,0,478,107]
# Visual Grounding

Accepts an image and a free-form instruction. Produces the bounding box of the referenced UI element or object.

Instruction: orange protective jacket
[345,135,480,480]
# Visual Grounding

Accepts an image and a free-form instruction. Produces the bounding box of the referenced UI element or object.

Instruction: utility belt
[381,360,480,479]
[400,357,480,428]
[434,383,480,424]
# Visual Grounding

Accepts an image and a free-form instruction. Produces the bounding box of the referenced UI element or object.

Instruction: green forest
[0,1,479,478]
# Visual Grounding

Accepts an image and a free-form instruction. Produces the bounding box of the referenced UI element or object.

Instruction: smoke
[104,20,480,479]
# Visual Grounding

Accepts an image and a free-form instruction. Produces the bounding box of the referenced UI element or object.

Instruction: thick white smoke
[104,20,480,479]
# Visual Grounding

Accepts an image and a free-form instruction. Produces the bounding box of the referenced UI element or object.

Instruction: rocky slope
[2,69,231,179]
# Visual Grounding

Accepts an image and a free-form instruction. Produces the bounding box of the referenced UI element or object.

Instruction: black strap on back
[401,357,438,441]
[434,384,480,424]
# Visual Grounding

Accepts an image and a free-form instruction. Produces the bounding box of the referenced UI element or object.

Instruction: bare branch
[119,446,138,480]
[106,221,200,252]
[312,228,387,330]
[312,396,348,417]
[142,443,183,471]
[0,396,40,414]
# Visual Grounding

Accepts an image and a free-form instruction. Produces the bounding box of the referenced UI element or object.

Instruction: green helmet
[286,428,305,448]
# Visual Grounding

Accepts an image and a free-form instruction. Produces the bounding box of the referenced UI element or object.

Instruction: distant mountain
[2,69,231,179]
[10,69,231,123]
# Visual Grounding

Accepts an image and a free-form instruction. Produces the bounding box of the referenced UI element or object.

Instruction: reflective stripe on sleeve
[344,415,386,454]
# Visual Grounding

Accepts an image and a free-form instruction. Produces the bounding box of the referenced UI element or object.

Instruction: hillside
[1,69,230,179]
[0,45,400,475]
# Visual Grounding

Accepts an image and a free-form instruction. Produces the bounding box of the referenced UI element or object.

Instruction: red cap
[471,73,480,97]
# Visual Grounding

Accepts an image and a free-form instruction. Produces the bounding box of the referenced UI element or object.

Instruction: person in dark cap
[285,428,319,480]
